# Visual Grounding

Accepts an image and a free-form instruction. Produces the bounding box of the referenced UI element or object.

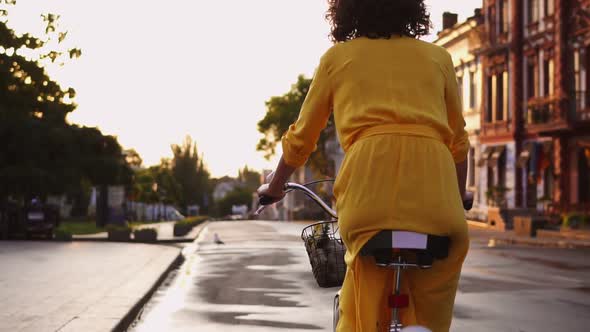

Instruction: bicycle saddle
[360,231,450,267]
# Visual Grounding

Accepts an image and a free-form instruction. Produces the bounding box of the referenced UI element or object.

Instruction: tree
[256,75,334,174]
[132,162,182,205]
[238,166,261,193]
[124,149,143,169]
[214,187,252,217]
[171,136,210,213]
[0,2,130,206]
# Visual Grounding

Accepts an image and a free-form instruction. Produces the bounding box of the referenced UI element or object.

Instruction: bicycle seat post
[390,255,404,332]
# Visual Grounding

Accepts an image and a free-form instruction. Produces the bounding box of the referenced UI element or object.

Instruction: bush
[133,228,157,243]
[58,218,104,235]
[106,224,132,242]
[54,229,72,241]
[562,213,589,229]
[173,216,208,236]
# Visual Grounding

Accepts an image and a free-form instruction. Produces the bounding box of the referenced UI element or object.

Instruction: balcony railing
[482,120,511,137]
[526,21,540,37]
[525,97,568,133]
[543,15,555,31]
[526,97,558,124]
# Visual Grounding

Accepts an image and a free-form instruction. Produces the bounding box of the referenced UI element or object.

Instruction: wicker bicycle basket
[301,220,346,288]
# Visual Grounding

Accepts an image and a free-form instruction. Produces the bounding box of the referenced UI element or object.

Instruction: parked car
[0,204,7,240]
[0,200,22,239]
[24,199,60,239]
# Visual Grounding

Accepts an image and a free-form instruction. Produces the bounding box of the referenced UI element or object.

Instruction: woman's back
[322,36,459,152]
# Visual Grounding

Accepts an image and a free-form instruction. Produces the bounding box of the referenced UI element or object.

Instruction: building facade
[567,0,590,213]
[475,0,590,225]
[477,0,523,225]
[434,11,487,220]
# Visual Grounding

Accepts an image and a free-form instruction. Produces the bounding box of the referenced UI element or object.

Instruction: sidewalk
[468,220,590,249]
[73,221,207,243]
[0,241,182,332]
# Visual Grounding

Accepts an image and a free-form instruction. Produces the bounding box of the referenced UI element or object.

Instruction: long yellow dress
[281,36,470,332]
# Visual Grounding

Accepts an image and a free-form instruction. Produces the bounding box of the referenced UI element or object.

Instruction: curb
[69,237,196,244]
[69,221,211,244]
[467,220,490,229]
[113,220,209,332]
[489,236,590,249]
[112,250,185,332]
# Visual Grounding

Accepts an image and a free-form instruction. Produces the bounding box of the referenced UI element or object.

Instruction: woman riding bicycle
[257,1,470,331]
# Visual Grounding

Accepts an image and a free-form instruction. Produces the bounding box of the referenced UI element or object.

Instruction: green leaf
[69,48,81,59]
[58,31,67,43]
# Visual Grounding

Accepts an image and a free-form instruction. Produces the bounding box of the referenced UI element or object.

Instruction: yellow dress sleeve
[281,57,333,167]
[444,53,470,163]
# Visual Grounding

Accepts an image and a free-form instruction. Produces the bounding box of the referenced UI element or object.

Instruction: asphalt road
[130,220,590,332]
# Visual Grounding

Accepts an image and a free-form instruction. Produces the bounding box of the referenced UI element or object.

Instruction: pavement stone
[0,241,181,332]
[467,221,590,249]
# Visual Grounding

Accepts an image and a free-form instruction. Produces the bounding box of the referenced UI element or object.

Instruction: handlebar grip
[259,195,274,206]
[463,198,474,211]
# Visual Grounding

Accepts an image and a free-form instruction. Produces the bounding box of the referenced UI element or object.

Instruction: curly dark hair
[326,0,432,42]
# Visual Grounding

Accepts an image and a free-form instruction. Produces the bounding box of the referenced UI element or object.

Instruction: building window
[457,74,463,104]
[499,0,509,33]
[575,47,590,111]
[542,166,553,200]
[486,75,494,122]
[542,57,554,97]
[503,71,509,120]
[487,166,494,193]
[468,147,476,187]
[527,58,537,100]
[486,146,507,206]
[486,71,509,122]
[494,71,508,121]
[587,46,590,109]
[487,6,496,42]
[469,71,476,108]
[528,0,539,24]
[578,148,590,203]
[545,0,555,16]
[526,170,537,207]
[498,149,506,188]
[496,73,503,121]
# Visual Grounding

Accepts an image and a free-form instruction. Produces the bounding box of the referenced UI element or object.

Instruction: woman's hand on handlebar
[462,191,474,211]
[257,182,286,205]
[257,157,297,206]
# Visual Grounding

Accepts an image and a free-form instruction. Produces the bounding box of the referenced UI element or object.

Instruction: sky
[5,0,479,178]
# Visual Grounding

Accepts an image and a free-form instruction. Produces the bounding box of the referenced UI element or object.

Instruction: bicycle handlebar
[257,182,473,219]
[256,182,337,219]
[284,182,338,219]
[463,193,474,210]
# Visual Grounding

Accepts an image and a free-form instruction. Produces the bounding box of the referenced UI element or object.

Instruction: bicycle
[258,181,473,332]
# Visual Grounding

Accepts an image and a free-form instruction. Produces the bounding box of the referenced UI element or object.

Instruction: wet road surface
[130,221,590,332]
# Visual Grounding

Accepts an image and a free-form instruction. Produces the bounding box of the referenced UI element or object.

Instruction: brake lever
[254,205,267,216]
[255,184,292,216]
[463,192,474,211]
[254,195,275,216]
